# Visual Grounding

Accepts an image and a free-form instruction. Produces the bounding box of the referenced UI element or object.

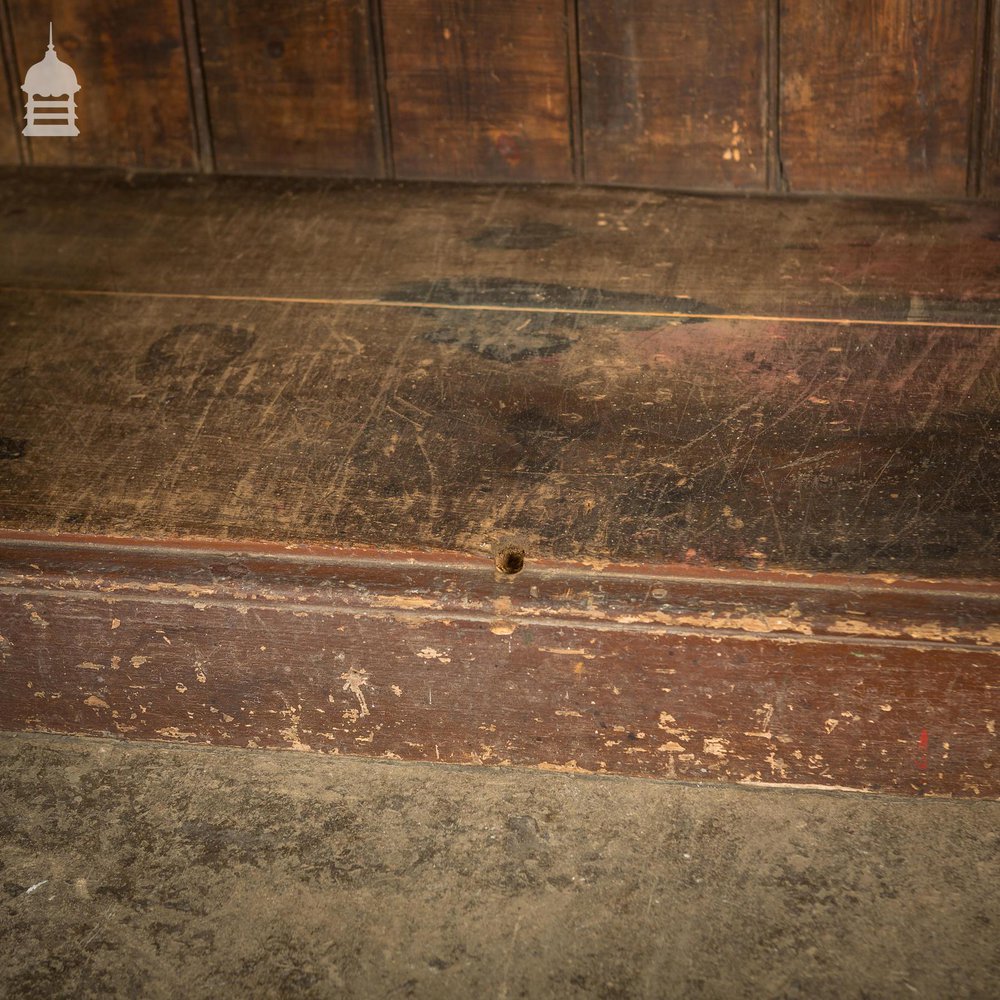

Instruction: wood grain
[578,0,767,190]
[780,0,978,196]
[1,170,998,325]
[196,0,383,177]
[1,287,998,579]
[380,0,573,182]
[982,0,1000,197]
[0,170,997,796]
[2,534,997,796]
[0,5,20,164]
[6,0,197,170]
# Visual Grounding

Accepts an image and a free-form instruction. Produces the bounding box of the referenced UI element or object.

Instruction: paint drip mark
[341,667,370,718]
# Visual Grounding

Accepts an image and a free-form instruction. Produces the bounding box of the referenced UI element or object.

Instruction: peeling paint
[416,647,451,663]
[341,667,370,717]
[537,760,591,774]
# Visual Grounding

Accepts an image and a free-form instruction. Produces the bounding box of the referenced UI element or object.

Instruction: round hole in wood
[496,547,525,575]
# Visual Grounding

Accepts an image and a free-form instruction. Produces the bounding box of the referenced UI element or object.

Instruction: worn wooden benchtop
[1,169,998,795]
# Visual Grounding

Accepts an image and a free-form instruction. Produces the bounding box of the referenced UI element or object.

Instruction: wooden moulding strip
[0,531,998,797]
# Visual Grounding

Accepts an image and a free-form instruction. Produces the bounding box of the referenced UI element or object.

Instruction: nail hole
[496,547,525,575]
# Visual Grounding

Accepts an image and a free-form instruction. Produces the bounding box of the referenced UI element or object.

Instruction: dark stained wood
[982,0,1000,197]
[380,0,574,182]
[1,172,997,795]
[1,288,998,579]
[0,3,994,195]
[1,534,997,796]
[0,109,14,165]
[0,105,18,165]
[196,0,383,177]
[0,5,20,164]
[1,169,998,325]
[6,0,197,170]
[780,1,978,197]
[178,0,215,172]
[578,0,768,190]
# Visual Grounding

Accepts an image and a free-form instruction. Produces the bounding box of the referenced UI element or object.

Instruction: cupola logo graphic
[21,23,81,137]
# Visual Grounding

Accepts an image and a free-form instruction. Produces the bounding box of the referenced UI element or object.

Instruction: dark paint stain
[0,437,27,460]
[425,318,572,363]
[468,221,571,250]
[143,324,256,380]
[386,277,717,319]
[405,278,714,363]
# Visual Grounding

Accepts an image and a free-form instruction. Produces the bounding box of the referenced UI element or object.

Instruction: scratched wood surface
[2,170,999,325]
[197,0,383,177]
[0,173,998,577]
[779,0,978,196]
[6,0,197,170]
[578,0,767,190]
[1,172,998,795]
[1,289,998,578]
[379,0,574,182]
[1,535,998,796]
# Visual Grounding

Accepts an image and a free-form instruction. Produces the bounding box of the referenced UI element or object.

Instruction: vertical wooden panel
[0,1,21,163]
[7,0,197,170]
[178,0,215,172]
[982,0,1000,197]
[578,1,768,190]
[780,1,977,197]
[0,99,16,164]
[0,91,19,164]
[381,0,573,182]
[197,0,382,177]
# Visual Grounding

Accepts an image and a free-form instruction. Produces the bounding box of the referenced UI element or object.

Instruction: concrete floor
[0,733,997,999]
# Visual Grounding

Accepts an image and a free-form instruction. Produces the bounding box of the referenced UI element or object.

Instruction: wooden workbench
[1,169,998,795]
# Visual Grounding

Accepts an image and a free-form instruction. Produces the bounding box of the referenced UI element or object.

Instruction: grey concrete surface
[0,732,997,999]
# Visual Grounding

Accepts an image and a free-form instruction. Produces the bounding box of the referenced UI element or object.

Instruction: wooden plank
[196,0,383,177]
[0,4,20,164]
[1,170,998,325]
[779,0,978,197]
[1,534,997,796]
[1,289,998,580]
[578,0,768,190]
[6,0,196,170]
[380,0,573,182]
[982,0,1000,197]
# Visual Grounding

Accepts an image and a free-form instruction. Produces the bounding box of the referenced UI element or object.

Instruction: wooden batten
[2,531,997,797]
